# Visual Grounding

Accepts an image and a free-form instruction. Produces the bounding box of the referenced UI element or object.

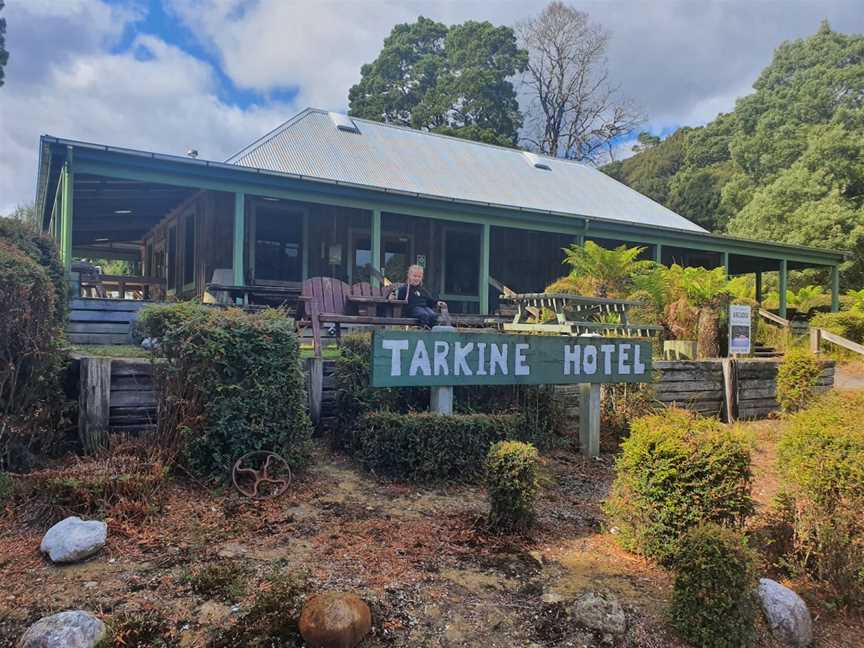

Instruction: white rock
[18,610,107,648]
[757,578,813,647]
[570,590,626,635]
[40,517,107,563]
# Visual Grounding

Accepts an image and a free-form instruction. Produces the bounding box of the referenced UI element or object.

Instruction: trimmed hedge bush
[335,332,564,451]
[356,411,521,482]
[776,350,822,413]
[670,523,758,648]
[485,441,539,531]
[145,304,312,481]
[778,391,864,604]
[810,310,864,344]
[0,217,67,323]
[604,408,754,563]
[0,238,67,471]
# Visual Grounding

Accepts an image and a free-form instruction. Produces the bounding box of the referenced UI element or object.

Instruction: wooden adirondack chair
[301,277,416,356]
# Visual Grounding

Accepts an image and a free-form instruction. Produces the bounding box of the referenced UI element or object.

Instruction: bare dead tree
[517,2,642,163]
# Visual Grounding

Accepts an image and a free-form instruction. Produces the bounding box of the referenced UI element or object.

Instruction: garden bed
[1,418,862,647]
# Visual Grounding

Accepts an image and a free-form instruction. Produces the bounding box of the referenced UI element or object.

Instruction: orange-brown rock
[298,591,372,648]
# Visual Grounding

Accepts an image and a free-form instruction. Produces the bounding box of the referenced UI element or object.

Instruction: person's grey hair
[407,264,424,276]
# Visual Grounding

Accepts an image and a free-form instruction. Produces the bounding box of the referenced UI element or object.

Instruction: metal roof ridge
[224,107,318,163]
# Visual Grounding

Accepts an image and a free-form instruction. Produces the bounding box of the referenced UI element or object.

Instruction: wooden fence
[67,298,148,345]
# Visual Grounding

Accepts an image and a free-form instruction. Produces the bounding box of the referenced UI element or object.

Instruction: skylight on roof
[522,151,552,170]
[329,112,360,134]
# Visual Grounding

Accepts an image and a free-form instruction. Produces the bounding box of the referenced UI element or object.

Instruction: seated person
[395,264,448,328]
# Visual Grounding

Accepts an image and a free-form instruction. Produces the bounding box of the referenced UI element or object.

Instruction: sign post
[371,330,652,458]
[728,304,752,356]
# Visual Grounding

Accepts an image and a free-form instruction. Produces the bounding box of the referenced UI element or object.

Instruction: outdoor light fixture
[114,209,132,214]
[94,238,109,242]
[262,197,280,202]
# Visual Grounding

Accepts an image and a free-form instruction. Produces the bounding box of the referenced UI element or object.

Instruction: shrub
[0,217,67,322]
[335,332,564,450]
[334,332,427,450]
[776,350,823,413]
[151,305,313,481]
[212,569,307,647]
[356,411,521,482]
[600,382,658,450]
[12,454,167,525]
[778,391,864,604]
[604,408,753,563]
[135,300,212,340]
[810,310,864,344]
[670,523,758,648]
[485,441,539,531]
[183,561,248,601]
[0,240,67,471]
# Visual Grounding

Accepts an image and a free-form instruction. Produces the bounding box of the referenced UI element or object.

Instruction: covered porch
[37,136,846,335]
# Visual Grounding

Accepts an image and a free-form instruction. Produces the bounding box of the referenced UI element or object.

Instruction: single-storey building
[35,108,847,317]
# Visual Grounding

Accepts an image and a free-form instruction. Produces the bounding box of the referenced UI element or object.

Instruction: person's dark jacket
[396,283,438,309]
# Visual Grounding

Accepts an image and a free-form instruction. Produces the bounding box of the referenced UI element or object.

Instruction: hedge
[776,350,823,413]
[604,408,754,563]
[0,239,66,470]
[670,524,757,648]
[145,304,312,481]
[778,390,864,604]
[810,310,864,344]
[334,332,563,451]
[485,441,539,531]
[355,411,522,482]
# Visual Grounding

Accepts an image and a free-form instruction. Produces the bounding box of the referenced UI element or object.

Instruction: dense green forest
[604,22,864,288]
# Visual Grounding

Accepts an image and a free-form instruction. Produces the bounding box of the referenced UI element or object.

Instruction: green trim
[654,243,662,263]
[61,148,847,268]
[60,159,74,272]
[302,211,310,281]
[721,251,729,275]
[755,271,762,305]
[371,208,382,288]
[233,192,245,286]
[480,223,490,315]
[779,259,788,319]
[831,265,840,313]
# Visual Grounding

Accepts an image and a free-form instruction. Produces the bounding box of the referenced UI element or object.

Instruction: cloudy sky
[1,0,863,214]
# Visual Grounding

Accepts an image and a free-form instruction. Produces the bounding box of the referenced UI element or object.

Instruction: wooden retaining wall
[74,356,836,450]
[74,356,156,451]
[67,298,148,345]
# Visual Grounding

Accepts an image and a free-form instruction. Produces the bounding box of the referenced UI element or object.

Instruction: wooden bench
[301,277,417,356]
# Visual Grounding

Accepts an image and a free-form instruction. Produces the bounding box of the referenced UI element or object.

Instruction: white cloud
[0,3,293,214]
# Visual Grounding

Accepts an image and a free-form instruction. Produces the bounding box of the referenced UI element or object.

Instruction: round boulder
[757,578,813,647]
[570,590,626,636]
[18,610,107,648]
[40,516,107,563]
[299,591,372,648]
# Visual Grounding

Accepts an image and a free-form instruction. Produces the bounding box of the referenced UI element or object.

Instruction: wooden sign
[371,330,652,387]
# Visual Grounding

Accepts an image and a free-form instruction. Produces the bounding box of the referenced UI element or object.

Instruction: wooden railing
[758,308,791,328]
[811,327,864,356]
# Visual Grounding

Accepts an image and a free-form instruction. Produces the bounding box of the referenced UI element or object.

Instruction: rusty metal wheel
[231,451,292,499]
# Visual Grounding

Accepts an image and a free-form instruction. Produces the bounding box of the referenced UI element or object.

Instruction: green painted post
[60,160,74,272]
[721,251,729,276]
[480,222,490,315]
[371,208,381,288]
[755,271,762,305]
[778,259,788,319]
[654,243,663,264]
[302,211,310,280]
[831,265,840,313]
[233,192,245,286]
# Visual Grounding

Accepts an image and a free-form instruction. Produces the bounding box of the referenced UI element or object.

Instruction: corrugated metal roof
[227,108,707,233]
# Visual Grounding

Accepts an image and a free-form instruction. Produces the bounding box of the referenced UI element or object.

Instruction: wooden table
[501,292,662,337]
[346,295,408,317]
[79,274,164,300]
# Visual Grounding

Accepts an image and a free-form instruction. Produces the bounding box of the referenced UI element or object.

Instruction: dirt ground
[1,419,862,647]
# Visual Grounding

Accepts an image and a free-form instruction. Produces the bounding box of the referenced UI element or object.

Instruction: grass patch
[182,561,248,601]
[68,344,152,359]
